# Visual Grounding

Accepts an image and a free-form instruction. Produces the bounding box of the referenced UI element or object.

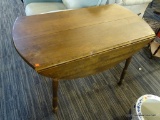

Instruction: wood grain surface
[12,4,155,79]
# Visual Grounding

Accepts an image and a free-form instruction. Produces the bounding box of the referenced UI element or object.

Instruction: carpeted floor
[0,0,160,120]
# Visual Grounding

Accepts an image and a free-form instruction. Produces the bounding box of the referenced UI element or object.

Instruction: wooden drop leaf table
[12,4,155,112]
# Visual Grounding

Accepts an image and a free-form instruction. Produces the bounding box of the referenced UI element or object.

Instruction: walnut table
[12,4,155,112]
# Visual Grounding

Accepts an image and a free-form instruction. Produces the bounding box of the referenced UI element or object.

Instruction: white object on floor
[139,68,142,71]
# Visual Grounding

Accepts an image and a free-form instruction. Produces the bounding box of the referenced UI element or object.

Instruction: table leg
[118,57,132,85]
[148,43,153,59]
[52,79,59,113]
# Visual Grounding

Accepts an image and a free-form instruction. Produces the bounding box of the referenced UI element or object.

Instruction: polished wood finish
[12,4,155,79]
[118,57,132,85]
[38,39,152,79]
[12,4,155,112]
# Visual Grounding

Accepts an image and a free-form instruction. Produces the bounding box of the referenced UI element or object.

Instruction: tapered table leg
[52,79,59,113]
[148,42,153,59]
[118,57,132,85]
